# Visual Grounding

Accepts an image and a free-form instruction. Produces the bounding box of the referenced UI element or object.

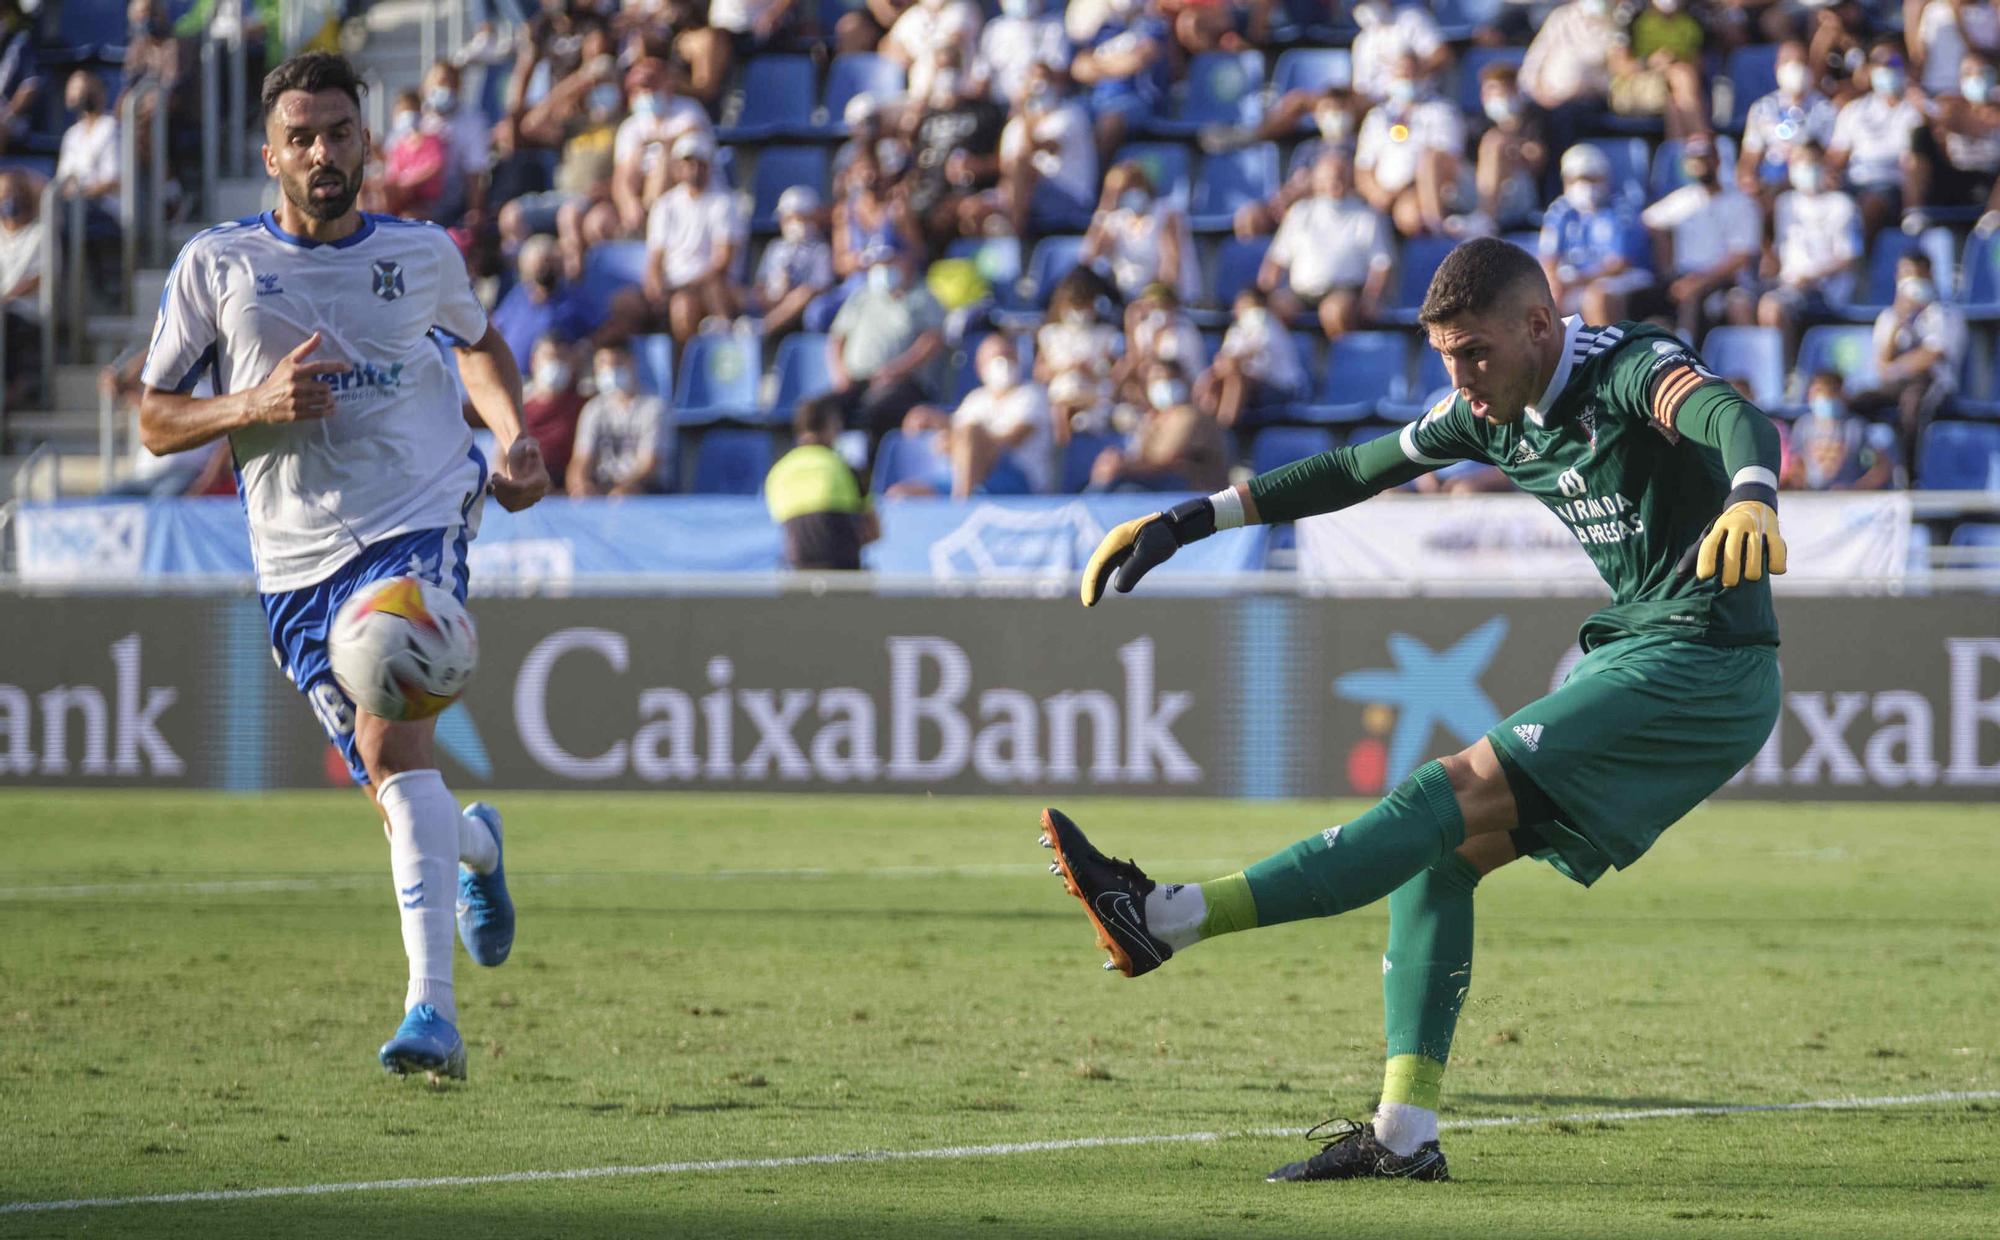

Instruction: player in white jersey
[136,53,551,1081]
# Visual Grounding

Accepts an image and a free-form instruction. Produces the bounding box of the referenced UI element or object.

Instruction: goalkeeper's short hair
[1418,237,1552,327]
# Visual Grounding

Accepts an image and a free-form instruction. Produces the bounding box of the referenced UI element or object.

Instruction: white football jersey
[142,211,491,592]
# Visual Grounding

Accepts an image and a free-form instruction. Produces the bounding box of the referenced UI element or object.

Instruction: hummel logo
[1511,440,1540,463]
[255,273,283,296]
[1512,723,1543,752]
[1093,891,1162,965]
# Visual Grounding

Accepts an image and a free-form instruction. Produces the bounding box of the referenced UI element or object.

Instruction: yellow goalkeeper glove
[1081,497,1216,607]
[1684,487,1787,589]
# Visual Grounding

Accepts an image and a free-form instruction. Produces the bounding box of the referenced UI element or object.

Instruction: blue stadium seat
[1918,423,2000,489]
[1383,235,1456,325]
[871,429,948,493]
[1147,51,1266,137]
[1722,44,1781,131]
[580,240,649,322]
[632,334,675,400]
[1701,326,1786,409]
[1380,346,1454,420]
[1113,142,1194,208]
[1434,0,1502,40]
[1061,431,1122,492]
[1832,228,1955,321]
[1456,47,1526,113]
[724,55,817,141]
[750,145,831,231]
[1950,521,2000,547]
[1022,235,1088,307]
[1251,426,1337,474]
[1190,144,1279,232]
[674,330,764,423]
[691,428,775,495]
[1304,331,1409,422]
[1793,325,1879,396]
[1585,139,1651,211]
[1210,235,1271,308]
[1958,229,2000,319]
[768,332,833,419]
[1272,48,1352,100]
[822,54,904,133]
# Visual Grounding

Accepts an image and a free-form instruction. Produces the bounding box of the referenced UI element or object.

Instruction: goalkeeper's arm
[1669,383,1788,587]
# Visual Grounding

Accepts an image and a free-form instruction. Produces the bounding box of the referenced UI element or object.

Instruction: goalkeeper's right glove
[1080,497,1217,607]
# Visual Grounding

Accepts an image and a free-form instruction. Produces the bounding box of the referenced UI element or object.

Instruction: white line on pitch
[3,1090,1993,1216]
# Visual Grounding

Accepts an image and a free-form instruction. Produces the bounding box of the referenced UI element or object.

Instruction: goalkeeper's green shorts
[1486,635,1781,887]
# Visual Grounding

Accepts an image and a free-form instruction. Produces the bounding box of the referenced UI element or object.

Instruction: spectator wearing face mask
[804,250,947,453]
[884,0,983,108]
[493,235,597,369]
[55,69,120,238]
[1756,141,1859,361]
[381,88,452,221]
[118,0,181,171]
[508,36,628,273]
[1913,53,2000,221]
[521,333,587,487]
[1828,43,1926,241]
[1349,0,1448,103]
[1850,253,1965,471]
[0,167,40,405]
[1036,272,1123,434]
[812,145,925,331]
[1540,143,1655,323]
[420,60,491,227]
[1740,40,1839,201]
[975,0,1070,107]
[1197,287,1306,429]
[756,187,835,341]
[1520,0,1617,152]
[1784,370,1901,491]
[1082,161,1191,303]
[1259,150,1393,342]
[604,133,743,347]
[611,58,711,241]
[1914,0,2000,97]
[1070,0,1170,165]
[1606,0,1710,141]
[569,343,671,497]
[894,334,1054,496]
[1115,282,1206,409]
[766,399,879,570]
[1355,52,1466,237]
[507,0,610,122]
[1641,135,1760,340]
[1089,360,1229,492]
[999,64,1100,235]
[904,51,1009,247]
[1475,64,1549,233]
[1232,89,1367,239]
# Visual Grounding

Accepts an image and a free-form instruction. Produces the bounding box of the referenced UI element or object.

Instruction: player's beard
[287,161,363,223]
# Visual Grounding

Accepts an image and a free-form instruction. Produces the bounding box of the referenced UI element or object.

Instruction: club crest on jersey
[371,259,406,302]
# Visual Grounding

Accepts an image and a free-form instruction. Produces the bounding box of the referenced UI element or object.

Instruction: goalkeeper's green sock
[1373,851,1481,1156]
[1139,761,1467,950]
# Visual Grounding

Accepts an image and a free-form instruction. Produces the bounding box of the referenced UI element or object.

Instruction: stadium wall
[2,594,1995,800]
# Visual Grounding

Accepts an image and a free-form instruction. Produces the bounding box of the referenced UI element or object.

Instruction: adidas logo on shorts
[1513,723,1544,752]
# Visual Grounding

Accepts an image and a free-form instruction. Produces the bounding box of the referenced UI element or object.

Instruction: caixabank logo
[1331,618,1508,794]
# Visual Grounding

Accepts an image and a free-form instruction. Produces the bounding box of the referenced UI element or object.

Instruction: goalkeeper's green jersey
[1251,318,1782,650]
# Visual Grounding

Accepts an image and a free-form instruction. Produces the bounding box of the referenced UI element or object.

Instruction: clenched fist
[491,434,551,512]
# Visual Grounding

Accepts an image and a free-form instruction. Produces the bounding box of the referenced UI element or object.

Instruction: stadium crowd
[9,0,2000,510]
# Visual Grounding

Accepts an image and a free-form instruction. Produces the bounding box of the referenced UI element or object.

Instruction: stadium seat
[821,54,904,134]
[1585,139,1651,211]
[1701,326,1786,409]
[1189,144,1279,232]
[1022,235,1088,308]
[1304,331,1409,423]
[1957,229,2000,319]
[723,55,817,141]
[1831,228,1955,321]
[1251,426,1337,474]
[768,332,834,419]
[1061,431,1122,493]
[1950,521,2000,548]
[1456,47,1526,113]
[1210,235,1271,308]
[1271,48,1352,101]
[1793,325,1878,396]
[1957,344,2000,419]
[1434,0,1502,40]
[690,428,775,495]
[632,334,674,400]
[1380,349,1454,420]
[1916,423,2000,490]
[580,240,649,322]
[750,146,831,231]
[871,429,948,493]
[1112,142,1194,208]
[1721,44,1781,131]
[1146,50,1265,137]
[673,329,764,423]
[1383,234,1456,325]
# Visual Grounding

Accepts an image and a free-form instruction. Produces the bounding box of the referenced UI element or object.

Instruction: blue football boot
[379,1004,467,1080]
[456,802,514,967]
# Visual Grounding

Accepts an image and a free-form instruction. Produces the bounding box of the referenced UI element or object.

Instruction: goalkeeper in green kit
[1040,237,1787,1183]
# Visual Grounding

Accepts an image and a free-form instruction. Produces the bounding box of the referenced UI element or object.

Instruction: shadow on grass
[1452,1093,1738,1110]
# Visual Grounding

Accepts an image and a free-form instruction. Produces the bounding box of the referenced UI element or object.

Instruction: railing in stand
[200,36,219,222]
[36,179,55,411]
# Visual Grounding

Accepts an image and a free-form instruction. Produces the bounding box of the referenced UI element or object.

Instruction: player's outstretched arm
[456,325,550,513]
[138,332,348,456]
[1668,384,1788,588]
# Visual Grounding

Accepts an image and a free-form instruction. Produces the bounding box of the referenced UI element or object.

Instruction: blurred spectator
[904,50,1008,246]
[119,0,182,171]
[381,88,452,220]
[1606,0,1709,140]
[1070,0,1170,164]
[975,0,1070,107]
[815,144,924,330]
[1784,370,1900,490]
[1828,43,1925,240]
[754,186,835,340]
[487,118,555,236]
[1036,270,1122,433]
[894,334,1054,496]
[1756,141,1859,359]
[1808,0,1869,97]
[1475,63,1550,233]
[55,71,120,237]
[1850,252,1965,469]
[1912,0,2000,97]
[833,93,890,188]
[491,235,595,372]
[1350,0,1448,103]
[521,333,587,487]
[707,0,802,95]
[1913,52,2000,219]
[1355,52,1466,236]
[838,0,916,56]
[883,0,983,108]
[1642,135,1758,339]
[421,60,491,227]
[611,58,710,242]
[1540,144,1654,321]
[1115,281,1206,407]
[1089,359,1229,491]
[1196,286,1306,428]
[568,343,670,496]
[766,399,878,570]
[998,63,1099,234]
[0,0,38,155]
[1703,0,1792,49]
[1233,89,1367,237]
[508,0,609,121]
[611,132,743,346]
[1739,41,1839,198]
[0,168,40,406]
[805,250,946,450]
[1082,160,1191,301]
[1260,150,1393,341]
[1168,0,1274,54]
[510,35,625,274]
[1520,0,1616,149]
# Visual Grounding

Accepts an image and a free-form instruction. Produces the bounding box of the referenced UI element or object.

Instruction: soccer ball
[328,576,479,722]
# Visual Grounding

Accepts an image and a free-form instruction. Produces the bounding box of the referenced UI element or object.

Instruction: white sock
[1142,882,1207,953]
[1373,1102,1438,1156]
[458,807,498,875]
[379,769,459,1024]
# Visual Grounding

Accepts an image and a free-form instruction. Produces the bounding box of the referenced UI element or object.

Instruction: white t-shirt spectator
[1351,4,1444,102]
[1036,316,1120,406]
[1773,189,1858,301]
[710,0,788,34]
[1917,0,2000,96]
[977,15,1069,105]
[1740,90,1837,173]
[1000,100,1098,211]
[616,98,712,180]
[1269,194,1393,298]
[56,113,119,195]
[1219,310,1305,395]
[1131,308,1206,371]
[1873,300,1967,390]
[1095,201,1191,301]
[1356,97,1463,194]
[575,391,668,490]
[885,0,982,104]
[1830,93,1925,189]
[1520,1,1615,106]
[955,380,1053,492]
[646,184,744,288]
[0,218,42,319]
[1641,182,1760,277]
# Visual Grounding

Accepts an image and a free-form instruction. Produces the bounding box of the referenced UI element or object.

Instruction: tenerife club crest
[371,259,405,302]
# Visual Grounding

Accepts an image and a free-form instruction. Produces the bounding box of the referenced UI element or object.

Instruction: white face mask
[1789,163,1821,193]
[1581,0,1607,15]
[595,366,631,394]
[1386,78,1417,106]
[999,0,1037,15]
[1482,93,1517,124]
[1776,61,1808,96]
[1655,0,1678,13]
[1966,75,1994,104]
[869,264,903,293]
[1871,66,1904,96]
[980,357,1018,390]
[1353,1,1388,29]
[1565,180,1603,210]
[1063,307,1091,327]
[1316,106,1352,142]
[533,359,571,390]
[1155,331,1181,361]
[1898,276,1935,305]
[1119,189,1149,214]
[1238,306,1269,333]
[1147,379,1185,408]
[781,216,810,243]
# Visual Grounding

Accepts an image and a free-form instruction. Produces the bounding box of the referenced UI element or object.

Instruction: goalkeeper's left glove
[1080,497,1216,607]
[1678,483,1788,589]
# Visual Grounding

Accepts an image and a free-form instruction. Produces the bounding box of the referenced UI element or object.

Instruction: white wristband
[1209,486,1245,531]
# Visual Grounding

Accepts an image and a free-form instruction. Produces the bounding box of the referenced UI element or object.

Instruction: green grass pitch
[0,792,1995,1239]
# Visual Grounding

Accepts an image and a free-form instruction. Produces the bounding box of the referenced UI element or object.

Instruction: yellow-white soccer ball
[328,576,478,721]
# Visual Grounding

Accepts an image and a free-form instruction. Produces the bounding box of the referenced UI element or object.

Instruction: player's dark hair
[261,51,366,121]
[1418,237,1551,327]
